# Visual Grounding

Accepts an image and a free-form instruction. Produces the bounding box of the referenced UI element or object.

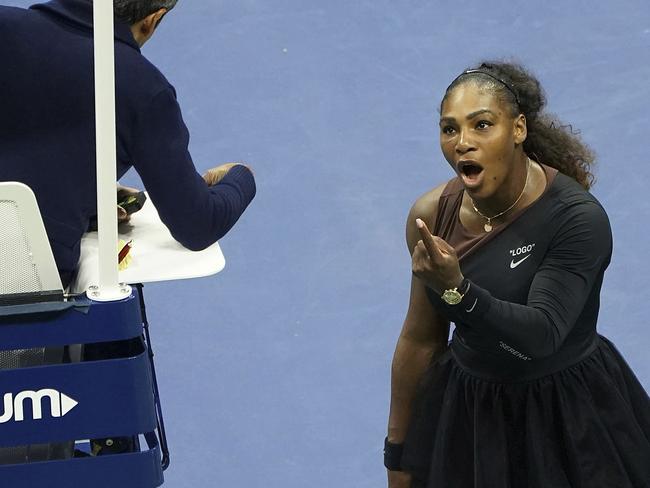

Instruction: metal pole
[91,0,130,301]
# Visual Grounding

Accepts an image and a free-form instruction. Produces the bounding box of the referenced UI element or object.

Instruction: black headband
[450,69,521,106]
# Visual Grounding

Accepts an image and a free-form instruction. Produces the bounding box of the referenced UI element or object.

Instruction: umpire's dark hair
[114,0,178,25]
[444,60,596,189]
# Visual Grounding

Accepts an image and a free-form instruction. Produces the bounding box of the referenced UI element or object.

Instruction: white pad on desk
[69,195,225,294]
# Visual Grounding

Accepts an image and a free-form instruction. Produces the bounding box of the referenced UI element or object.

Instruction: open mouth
[458,161,485,186]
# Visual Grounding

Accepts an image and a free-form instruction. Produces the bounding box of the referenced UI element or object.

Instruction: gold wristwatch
[441,279,467,305]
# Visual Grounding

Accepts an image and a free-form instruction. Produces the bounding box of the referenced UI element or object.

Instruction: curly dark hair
[443,61,595,189]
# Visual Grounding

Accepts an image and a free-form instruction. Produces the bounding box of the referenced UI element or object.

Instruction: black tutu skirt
[401,335,650,488]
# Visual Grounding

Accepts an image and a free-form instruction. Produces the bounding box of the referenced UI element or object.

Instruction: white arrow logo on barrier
[60,393,79,417]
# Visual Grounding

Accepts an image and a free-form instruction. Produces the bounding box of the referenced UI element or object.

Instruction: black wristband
[383,437,404,471]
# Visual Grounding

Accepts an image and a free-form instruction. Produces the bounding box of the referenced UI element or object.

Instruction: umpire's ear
[130,8,168,47]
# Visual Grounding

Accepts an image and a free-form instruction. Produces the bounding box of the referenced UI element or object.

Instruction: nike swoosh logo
[510,254,531,269]
[465,298,478,313]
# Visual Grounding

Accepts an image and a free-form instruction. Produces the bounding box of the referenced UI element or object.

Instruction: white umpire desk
[69,194,226,293]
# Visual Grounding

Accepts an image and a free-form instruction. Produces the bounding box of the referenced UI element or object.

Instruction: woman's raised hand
[411,218,464,294]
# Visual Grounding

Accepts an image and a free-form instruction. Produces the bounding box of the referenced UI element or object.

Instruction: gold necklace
[470,158,531,232]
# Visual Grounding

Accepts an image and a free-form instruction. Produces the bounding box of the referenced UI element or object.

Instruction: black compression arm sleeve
[439,201,612,358]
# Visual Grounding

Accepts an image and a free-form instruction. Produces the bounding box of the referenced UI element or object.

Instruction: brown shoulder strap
[433,178,464,238]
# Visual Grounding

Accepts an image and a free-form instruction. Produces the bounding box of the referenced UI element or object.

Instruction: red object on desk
[118,240,132,264]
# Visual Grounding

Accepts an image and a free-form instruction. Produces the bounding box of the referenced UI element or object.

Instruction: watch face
[442,289,463,305]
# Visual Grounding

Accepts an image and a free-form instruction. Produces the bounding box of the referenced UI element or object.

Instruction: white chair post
[90,0,130,301]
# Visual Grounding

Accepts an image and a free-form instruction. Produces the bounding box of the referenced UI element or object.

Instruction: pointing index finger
[416,218,442,261]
